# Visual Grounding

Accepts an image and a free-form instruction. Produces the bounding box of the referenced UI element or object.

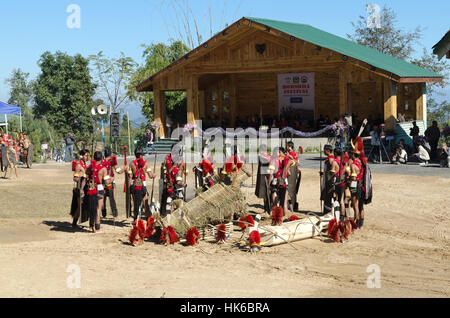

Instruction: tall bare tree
[156,0,243,49]
[89,52,136,113]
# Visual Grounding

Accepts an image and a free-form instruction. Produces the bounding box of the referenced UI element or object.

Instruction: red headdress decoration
[216,224,227,242]
[342,152,349,164]
[111,155,118,167]
[288,215,300,222]
[186,227,200,246]
[351,137,364,155]
[249,230,261,247]
[72,160,77,172]
[271,206,284,226]
[202,159,214,175]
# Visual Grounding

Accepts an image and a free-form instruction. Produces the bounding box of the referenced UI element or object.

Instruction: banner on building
[278,73,315,120]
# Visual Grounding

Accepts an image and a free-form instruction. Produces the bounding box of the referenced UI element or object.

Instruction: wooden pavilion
[137,17,443,138]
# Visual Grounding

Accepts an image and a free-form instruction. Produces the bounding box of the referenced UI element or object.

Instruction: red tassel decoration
[238,215,255,230]
[144,217,155,239]
[186,227,200,246]
[168,226,178,244]
[288,215,300,222]
[111,155,118,167]
[271,206,284,226]
[160,226,178,245]
[72,160,77,172]
[249,230,261,247]
[238,216,247,230]
[160,228,169,245]
[327,218,340,243]
[216,224,227,242]
[137,219,146,239]
[339,222,348,240]
[129,220,142,246]
[349,219,358,231]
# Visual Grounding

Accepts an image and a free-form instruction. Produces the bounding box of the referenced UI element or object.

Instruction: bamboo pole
[127,112,131,156]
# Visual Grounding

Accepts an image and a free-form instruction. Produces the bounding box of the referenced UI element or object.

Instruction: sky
[0,0,449,123]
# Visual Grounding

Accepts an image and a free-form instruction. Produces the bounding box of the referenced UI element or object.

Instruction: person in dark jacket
[425,121,441,160]
[64,132,75,162]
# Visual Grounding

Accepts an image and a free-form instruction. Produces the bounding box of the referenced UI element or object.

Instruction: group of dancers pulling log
[70,137,371,239]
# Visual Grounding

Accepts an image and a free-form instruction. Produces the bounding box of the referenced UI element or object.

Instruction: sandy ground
[0,162,449,298]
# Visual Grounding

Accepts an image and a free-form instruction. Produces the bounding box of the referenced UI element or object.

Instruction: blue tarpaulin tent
[0,101,22,134]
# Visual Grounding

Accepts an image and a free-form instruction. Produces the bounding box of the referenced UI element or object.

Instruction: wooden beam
[399,77,442,83]
[186,60,342,74]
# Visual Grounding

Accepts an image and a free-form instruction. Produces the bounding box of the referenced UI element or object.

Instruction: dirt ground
[0,162,449,298]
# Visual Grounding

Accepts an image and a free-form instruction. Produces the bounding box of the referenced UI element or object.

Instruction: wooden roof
[137,17,443,92]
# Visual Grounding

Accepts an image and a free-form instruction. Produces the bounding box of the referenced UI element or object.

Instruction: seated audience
[392,144,408,164]
[440,143,450,168]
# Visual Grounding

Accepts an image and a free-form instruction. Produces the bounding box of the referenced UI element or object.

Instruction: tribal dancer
[222,145,245,183]
[255,144,272,214]
[161,145,185,215]
[129,149,156,220]
[70,149,90,229]
[333,148,346,223]
[85,151,111,233]
[350,137,370,229]
[320,145,338,215]
[286,141,301,212]
[349,139,364,227]
[101,148,124,220]
[196,152,216,191]
[269,147,290,216]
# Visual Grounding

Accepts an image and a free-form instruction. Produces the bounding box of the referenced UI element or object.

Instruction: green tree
[347,5,423,60]
[33,51,97,148]
[128,41,190,126]
[5,68,33,108]
[5,69,61,162]
[348,5,449,124]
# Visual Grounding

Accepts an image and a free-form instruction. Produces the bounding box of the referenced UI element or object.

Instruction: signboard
[278,73,315,120]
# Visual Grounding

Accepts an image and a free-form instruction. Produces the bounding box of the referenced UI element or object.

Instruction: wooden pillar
[339,64,349,116]
[416,83,425,121]
[230,74,237,127]
[153,84,166,138]
[186,75,199,124]
[383,78,398,131]
[187,74,199,136]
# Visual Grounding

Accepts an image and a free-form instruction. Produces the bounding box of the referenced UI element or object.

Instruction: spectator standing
[64,132,75,162]
[425,121,441,160]
[409,121,420,140]
[145,129,156,154]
